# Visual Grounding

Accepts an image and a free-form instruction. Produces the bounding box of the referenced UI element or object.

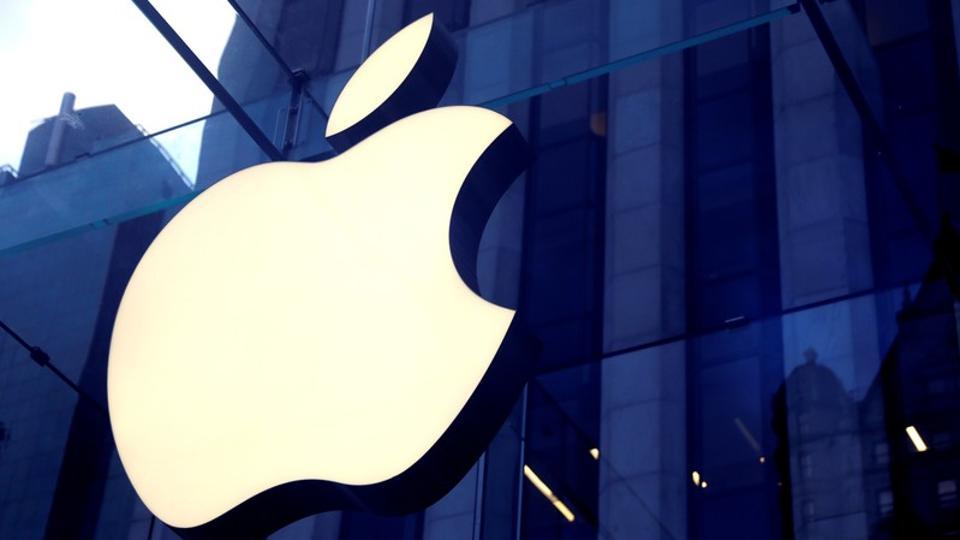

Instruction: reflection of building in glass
[859,358,894,540]
[858,224,960,539]
[0,93,184,538]
[14,92,189,188]
[774,225,960,540]
[773,349,868,540]
[0,93,192,254]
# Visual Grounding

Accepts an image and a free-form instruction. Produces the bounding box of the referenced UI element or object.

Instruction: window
[938,480,957,507]
[877,490,894,516]
[873,442,889,465]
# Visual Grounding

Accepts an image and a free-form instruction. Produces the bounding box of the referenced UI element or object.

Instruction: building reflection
[774,223,960,540]
[865,222,960,538]
[774,347,868,539]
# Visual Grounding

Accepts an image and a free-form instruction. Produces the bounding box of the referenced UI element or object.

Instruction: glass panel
[529,268,959,539]
[604,8,942,358]
[149,0,299,159]
[298,0,801,113]
[3,4,959,539]
[0,0,805,255]
[230,0,352,76]
[0,110,268,255]
[809,0,884,129]
[233,0,803,84]
[0,0,218,175]
[814,0,960,285]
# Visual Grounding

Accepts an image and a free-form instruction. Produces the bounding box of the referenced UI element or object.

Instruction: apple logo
[107,12,536,539]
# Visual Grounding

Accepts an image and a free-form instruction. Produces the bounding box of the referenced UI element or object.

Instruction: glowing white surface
[906,425,928,452]
[325,13,434,138]
[108,106,515,528]
[523,465,575,523]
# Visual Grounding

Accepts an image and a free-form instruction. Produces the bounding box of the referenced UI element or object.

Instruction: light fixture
[905,425,928,452]
[589,447,600,460]
[691,471,701,486]
[759,456,766,464]
[701,481,708,489]
[523,465,575,523]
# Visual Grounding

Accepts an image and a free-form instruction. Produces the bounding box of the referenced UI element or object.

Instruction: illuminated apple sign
[108,12,535,538]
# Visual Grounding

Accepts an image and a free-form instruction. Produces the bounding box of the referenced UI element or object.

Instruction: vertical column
[770,11,878,540]
[771,11,874,310]
[460,1,533,106]
[422,464,481,540]
[954,0,960,76]
[599,1,685,538]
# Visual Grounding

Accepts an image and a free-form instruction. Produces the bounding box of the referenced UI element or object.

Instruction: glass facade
[1,0,958,538]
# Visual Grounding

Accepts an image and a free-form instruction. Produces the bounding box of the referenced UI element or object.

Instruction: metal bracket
[280,70,308,158]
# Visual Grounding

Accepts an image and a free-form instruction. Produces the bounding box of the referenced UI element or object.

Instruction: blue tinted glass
[2,2,959,539]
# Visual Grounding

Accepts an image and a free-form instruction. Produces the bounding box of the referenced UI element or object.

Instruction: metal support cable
[0,319,161,533]
[129,0,284,161]
[0,319,108,416]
